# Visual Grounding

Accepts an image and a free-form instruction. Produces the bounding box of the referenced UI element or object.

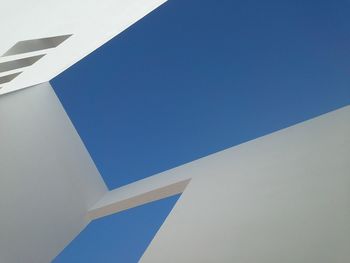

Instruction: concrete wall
[1,82,349,262]
[0,83,107,263]
[140,106,350,263]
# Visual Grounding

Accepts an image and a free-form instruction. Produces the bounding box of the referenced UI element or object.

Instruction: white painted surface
[0,81,348,262]
[140,106,350,263]
[0,82,107,263]
[0,0,166,95]
[5,2,348,261]
[88,173,191,220]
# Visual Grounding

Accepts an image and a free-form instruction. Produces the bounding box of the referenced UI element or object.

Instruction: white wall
[1,82,349,263]
[0,83,107,263]
[0,0,166,95]
[140,106,350,263]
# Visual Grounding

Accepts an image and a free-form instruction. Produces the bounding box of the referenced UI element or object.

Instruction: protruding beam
[88,173,191,220]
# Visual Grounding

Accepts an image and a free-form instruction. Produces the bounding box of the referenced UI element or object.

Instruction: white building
[1,1,349,262]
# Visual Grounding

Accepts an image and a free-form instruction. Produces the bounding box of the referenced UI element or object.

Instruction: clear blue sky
[52,0,350,261]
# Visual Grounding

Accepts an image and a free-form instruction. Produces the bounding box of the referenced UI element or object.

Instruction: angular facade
[0,1,349,262]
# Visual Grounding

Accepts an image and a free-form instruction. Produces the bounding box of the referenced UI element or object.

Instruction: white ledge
[88,172,191,220]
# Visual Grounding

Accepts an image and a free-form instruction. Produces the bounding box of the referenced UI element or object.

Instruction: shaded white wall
[140,106,350,263]
[1,82,349,263]
[0,83,107,263]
